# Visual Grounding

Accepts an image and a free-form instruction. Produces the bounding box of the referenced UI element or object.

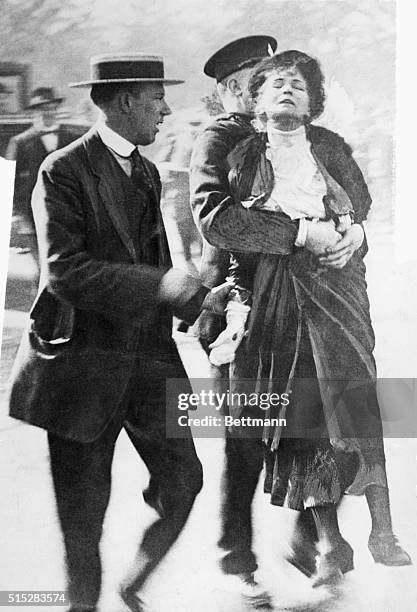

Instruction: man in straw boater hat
[8,53,232,612]
[6,86,80,264]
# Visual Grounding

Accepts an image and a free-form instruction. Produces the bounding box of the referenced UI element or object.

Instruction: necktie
[130,148,153,194]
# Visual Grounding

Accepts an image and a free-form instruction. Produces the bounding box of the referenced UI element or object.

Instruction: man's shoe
[240,573,274,610]
[286,541,317,577]
[368,533,412,566]
[226,573,273,609]
[311,551,343,588]
[285,510,318,577]
[120,587,149,612]
[287,535,353,578]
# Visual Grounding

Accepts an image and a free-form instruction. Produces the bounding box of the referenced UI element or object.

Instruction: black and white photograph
[0,1,416,611]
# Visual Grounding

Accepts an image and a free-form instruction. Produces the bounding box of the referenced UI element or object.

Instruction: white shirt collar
[96,120,136,157]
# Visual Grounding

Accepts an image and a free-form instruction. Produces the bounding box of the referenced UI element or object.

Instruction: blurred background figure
[152,108,207,275]
[5,86,81,267]
[0,82,13,114]
[75,97,99,125]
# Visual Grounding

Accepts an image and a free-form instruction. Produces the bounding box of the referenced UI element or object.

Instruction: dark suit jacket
[9,128,205,442]
[6,125,82,229]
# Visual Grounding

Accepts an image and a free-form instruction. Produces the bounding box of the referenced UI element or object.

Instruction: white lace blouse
[263,124,327,220]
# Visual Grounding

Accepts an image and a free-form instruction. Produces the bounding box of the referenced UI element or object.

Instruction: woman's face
[255,66,310,125]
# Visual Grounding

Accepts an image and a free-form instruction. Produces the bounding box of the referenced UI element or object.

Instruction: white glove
[208,301,250,366]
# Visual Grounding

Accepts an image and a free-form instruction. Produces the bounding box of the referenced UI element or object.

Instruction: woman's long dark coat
[226,126,387,494]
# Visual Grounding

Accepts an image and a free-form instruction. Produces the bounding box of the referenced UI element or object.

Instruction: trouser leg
[121,387,203,593]
[48,425,118,609]
[218,436,264,575]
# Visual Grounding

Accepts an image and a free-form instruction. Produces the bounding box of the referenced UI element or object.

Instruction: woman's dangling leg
[366,485,411,565]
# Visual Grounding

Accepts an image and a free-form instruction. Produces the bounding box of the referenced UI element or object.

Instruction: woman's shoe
[311,551,343,588]
[286,509,318,577]
[368,533,412,566]
[286,540,317,577]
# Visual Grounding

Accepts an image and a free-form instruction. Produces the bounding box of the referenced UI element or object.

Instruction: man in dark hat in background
[9,54,231,612]
[6,87,80,264]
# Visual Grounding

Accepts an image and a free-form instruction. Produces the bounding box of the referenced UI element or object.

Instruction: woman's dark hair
[249,49,325,121]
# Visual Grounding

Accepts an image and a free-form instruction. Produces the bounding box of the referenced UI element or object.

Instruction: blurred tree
[0,0,94,56]
[201,89,224,116]
[0,0,395,228]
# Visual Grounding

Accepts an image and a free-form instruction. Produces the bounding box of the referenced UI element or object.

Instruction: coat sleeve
[318,131,372,225]
[336,140,372,224]
[33,155,205,323]
[323,133,372,257]
[190,126,299,255]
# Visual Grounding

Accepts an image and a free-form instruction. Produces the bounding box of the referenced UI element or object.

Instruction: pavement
[1,235,417,612]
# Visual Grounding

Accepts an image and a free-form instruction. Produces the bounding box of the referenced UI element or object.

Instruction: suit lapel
[84,129,137,262]
[140,156,171,266]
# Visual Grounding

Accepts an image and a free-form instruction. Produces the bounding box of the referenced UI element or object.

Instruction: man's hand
[318,224,364,269]
[304,219,342,256]
[201,280,234,315]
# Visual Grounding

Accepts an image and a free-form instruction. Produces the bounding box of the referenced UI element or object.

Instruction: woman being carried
[209,50,411,585]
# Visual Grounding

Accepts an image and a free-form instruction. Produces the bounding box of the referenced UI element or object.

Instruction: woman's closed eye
[292,80,306,91]
[272,78,306,91]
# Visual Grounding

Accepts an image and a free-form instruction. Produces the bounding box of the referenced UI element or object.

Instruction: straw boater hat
[69,53,184,87]
[27,87,65,109]
[204,35,277,82]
